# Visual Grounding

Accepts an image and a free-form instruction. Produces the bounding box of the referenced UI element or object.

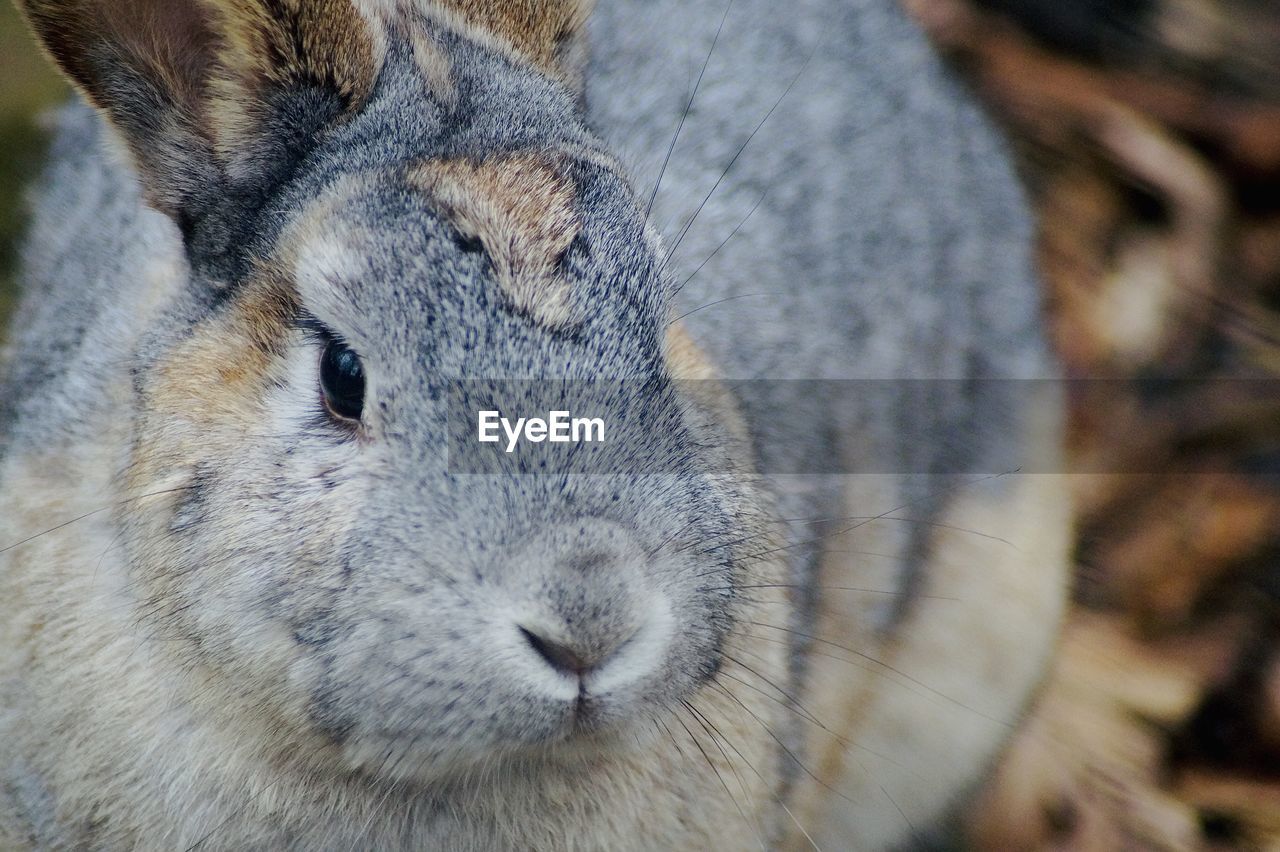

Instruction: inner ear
[21,0,217,113]
[19,0,383,240]
[20,0,223,218]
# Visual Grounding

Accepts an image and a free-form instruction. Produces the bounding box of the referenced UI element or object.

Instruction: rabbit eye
[319,339,365,421]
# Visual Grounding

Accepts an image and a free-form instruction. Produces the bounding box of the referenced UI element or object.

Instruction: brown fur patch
[16,0,216,111]
[148,271,298,428]
[662,323,758,463]
[409,26,456,105]
[662,323,717,382]
[213,0,379,102]
[207,0,383,176]
[421,0,594,88]
[410,154,581,328]
[21,0,381,127]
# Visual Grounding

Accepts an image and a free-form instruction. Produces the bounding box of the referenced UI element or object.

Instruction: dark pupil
[320,340,365,420]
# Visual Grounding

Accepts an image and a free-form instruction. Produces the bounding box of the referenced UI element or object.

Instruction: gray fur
[587,0,1053,793]
[1,0,1063,848]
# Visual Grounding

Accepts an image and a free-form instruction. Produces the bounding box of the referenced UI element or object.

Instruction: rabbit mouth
[304,582,721,784]
[330,692,667,786]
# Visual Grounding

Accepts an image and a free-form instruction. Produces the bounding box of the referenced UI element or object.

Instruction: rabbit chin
[310,616,698,784]
[334,697,666,786]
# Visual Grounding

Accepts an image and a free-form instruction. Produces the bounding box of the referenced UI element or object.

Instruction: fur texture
[409,154,581,327]
[1,0,1070,848]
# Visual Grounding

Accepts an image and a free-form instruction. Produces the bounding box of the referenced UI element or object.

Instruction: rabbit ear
[427,0,595,93]
[18,0,382,239]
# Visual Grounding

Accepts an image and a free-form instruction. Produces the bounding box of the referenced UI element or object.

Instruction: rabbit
[0,0,1071,849]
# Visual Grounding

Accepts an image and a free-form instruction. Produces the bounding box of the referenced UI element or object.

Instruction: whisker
[782,799,823,851]
[693,686,824,851]
[671,191,767,298]
[667,292,777,327]
[662,50,816,269]
[737,628,953,711]
[879,784,924,848]
[680,699,766,845]
[704,583,960,602]
[92,528,128,580]
[697,514,1016,577]
[705,678,857,806]
[0,483,198,556]
[352,771,407,851]
[646,516,705,560]
[656,714,691,766]
[645,0,735,217]
[717,666,826,734]
[182,774,288,851]
[719,649,911,771]
[690,471,1022,574]
[743,621,1011,728]
[673,705,767,852]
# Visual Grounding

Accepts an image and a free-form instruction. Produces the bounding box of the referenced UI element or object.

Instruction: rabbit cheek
[141,279,297,437]
[123,279,303,635]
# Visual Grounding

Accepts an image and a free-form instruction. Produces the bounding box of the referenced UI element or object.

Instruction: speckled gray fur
[1,0,1059,848]
[587,0,1051,760]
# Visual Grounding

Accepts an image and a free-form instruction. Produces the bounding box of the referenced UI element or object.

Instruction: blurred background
[907,1,1280,848]
[1,0,1278,848]
[0,2,62,322]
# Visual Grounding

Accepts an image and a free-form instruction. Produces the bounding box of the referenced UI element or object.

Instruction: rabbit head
[17,0,787,790]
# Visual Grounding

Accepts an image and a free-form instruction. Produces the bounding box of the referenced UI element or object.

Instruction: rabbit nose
[519,625,623,678]
[515,600,672,697]
[506,519,674,692]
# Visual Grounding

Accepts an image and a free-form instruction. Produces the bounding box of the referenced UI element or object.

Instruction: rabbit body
[1,0,1070,848]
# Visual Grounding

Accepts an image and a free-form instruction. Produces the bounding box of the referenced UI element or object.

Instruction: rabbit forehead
[279,165,581,333]
[277,149,650,338]
[407,154,579,329]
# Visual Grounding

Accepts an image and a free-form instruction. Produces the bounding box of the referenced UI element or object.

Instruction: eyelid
[294,311,356,352]
[294,310,328,339]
